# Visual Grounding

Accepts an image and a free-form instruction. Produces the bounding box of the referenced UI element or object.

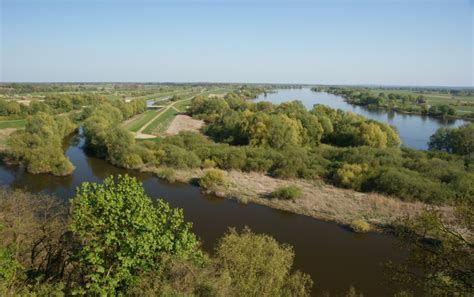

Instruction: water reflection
[255,88,467,150]
[0,130,407,296]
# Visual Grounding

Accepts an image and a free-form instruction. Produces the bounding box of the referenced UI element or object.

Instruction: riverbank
[140,165,448,230]
[347,101,474,122]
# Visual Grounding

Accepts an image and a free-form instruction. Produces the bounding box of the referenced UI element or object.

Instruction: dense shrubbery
[132,130,472,204]
[82,100,147,168]
[429,123,474,157]
[190,94,400,150]
[0,177,311,296]
[6,112,76,175]
[73,89,472,205]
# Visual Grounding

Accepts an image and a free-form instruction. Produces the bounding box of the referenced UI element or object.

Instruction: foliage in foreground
[0,176,312,296]
[69,175,201,295]
[387,206,473,296]
[216,228,313,296]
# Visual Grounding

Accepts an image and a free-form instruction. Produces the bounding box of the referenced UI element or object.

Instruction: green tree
[7,113,76,176]
[69,175,200,295]
[216,228,312,297]
[356,123,388,148]
[429,123,474,168]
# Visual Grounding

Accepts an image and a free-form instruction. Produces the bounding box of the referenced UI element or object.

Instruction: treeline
[6,113,76,176]
[315,87,474,120]
[3,98,146,175]
[190,94,400,149]
[429,123,474,157]
[0,176,312,296]
[83,101,147,168]
[0,83,102,94]
[0,93,107,119]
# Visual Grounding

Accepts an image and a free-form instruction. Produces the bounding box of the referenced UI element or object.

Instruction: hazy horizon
[1,0,473,86]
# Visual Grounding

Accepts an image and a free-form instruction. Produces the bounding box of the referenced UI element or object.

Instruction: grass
[137,137,162,143]
[174,99,192,112]
[142,108,178,135]
[125,110,160,132]
[0,119,26,129]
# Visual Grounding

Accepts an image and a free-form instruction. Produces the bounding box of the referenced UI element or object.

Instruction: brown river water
[0,132,409,296]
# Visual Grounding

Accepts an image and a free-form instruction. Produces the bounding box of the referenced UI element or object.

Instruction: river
[0,132,409,296]
[255,88,467,150]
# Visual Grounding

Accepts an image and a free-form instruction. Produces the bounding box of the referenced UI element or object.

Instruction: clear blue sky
[1,0,472,86]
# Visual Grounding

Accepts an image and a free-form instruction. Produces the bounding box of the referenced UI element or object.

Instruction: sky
[1,0,473,86]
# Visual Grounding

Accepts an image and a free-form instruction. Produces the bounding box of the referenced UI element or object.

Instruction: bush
[350,219,371,233]
[363,167,453,204]
[199,169,228,193]
[201,159,216,169]
[216,228,312,296]
[156,167,176,183]
[335,163,369,190]
[270,185,303,200]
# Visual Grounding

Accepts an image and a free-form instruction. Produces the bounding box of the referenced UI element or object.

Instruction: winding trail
[135,92,202,138]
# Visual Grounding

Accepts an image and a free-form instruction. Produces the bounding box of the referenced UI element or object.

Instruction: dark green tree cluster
[429,123,474,157]
[0,176,311,296]
[83,102,145,169]
[6,112,76,176]
[190,95,400,149]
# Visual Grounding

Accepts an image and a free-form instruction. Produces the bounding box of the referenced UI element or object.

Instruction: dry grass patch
[165,115,204,136]
[139,166,444,229]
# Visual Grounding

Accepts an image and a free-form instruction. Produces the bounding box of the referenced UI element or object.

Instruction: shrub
[363,167,453,204]
[350,219,371,233]
[156,167,176,183]
[270,185,303,200]
[335,163,369,190]
[199,169,228,193]
[216,228,312,296]
[201,159,216,169]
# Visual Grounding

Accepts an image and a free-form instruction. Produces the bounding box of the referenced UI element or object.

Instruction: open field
[0,119,26,129]
[134,88,226,137]
[142,108,178,135]
[123,110,161,132]
[173,99,192,112]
